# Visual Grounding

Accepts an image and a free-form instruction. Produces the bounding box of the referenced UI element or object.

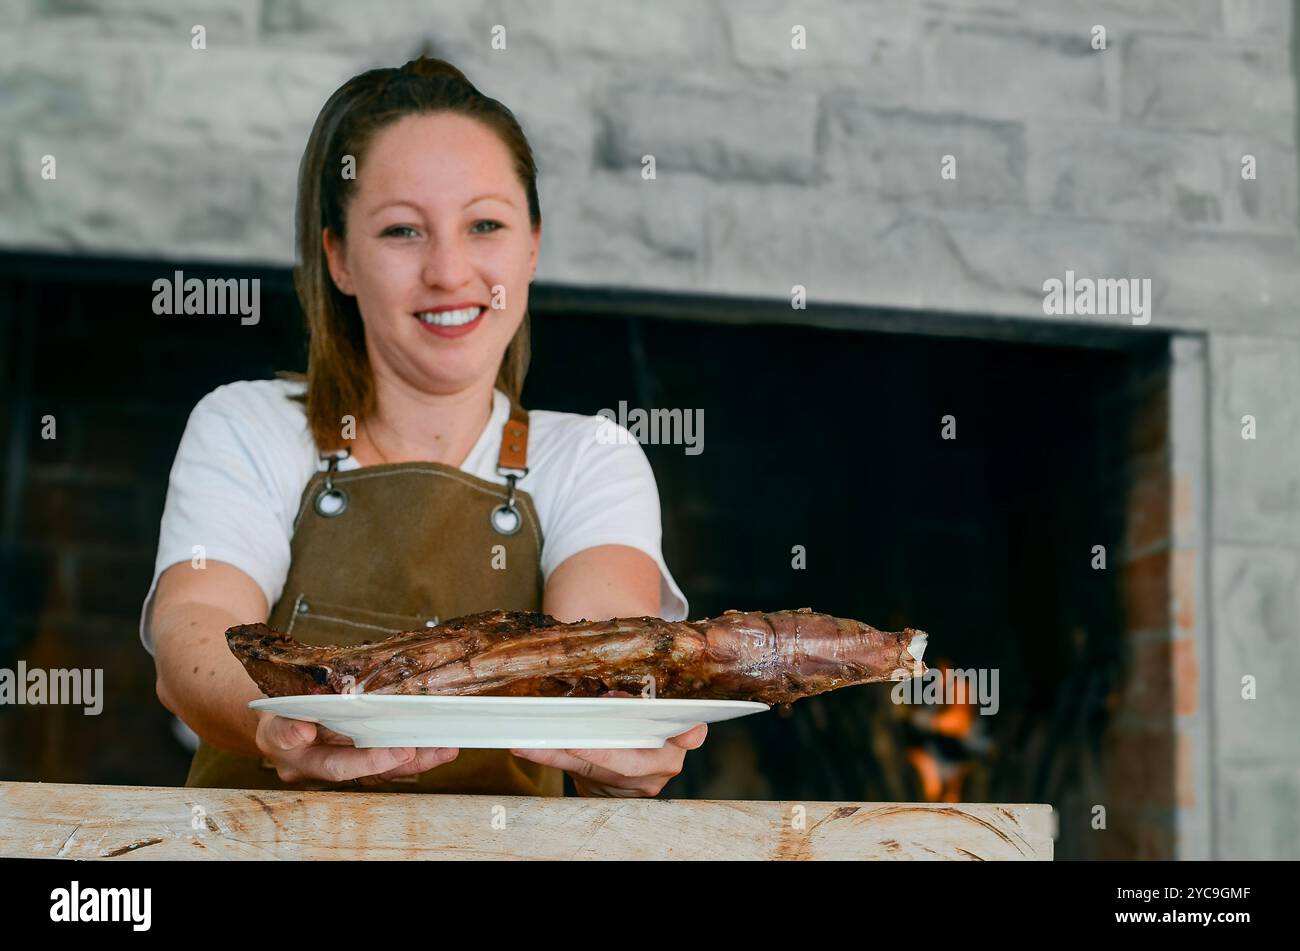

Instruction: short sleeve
[138,387,297,655]
[538,416,689,621]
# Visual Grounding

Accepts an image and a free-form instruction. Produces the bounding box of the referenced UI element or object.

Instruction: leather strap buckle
[492,403,530,536]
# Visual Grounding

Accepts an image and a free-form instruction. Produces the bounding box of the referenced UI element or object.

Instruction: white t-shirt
[138,378,689,655]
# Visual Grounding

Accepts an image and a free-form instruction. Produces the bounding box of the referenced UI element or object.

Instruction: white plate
[249,694,769,749]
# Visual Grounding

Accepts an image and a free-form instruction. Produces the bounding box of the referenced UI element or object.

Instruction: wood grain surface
[0,781,1053,860]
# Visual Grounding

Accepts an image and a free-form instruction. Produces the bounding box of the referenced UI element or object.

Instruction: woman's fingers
[297,744,423,783]
[357,748,459,785]
[666,723,708,750]
[300,745,461,784]
[315,723,359,746]
[510,746,679,794]
[511,722,709,796]
[511,747,639,787]
[570,745,683,779]
[261,714,316,750]
[379,747,459,779]
[518,727,703,778]
[259,714,429,783]
[258,713,461,784]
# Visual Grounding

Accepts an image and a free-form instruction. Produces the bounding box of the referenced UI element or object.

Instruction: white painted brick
[1123,35,1294,146]
[492,0,719,64]
[488,72,600,180]
[598,82,818,184]
[0,0,1293,349]
[1022,0,1221,32]
[727,0,923,107]
[0,0,33,28]
[924,20,1119,121]
[0,137,25,238]
[704,196,1300,334]
[1212,543,1300,767]
[9,132,285,263]
[1210,335,1300,542]
[1153,233,1300,330]
[935,209,1139,317]
[246,148,300,265]
[1222,0,1293,43]
[701,182,968,312]
[1026,121,1229,228]
[33,0,261,42]
[822,97,1026,206]
[130,43,359,153]
[537,169,708,289]
[937,210,1300,333]
[263,0,486,58]
[1219,767,1300,859]
[0,32,141,133]
[1220,137,1299,234]
[921,0,1017,13]
[265,0,716,66]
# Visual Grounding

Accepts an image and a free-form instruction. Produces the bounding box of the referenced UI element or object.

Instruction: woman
[143,56,705,797]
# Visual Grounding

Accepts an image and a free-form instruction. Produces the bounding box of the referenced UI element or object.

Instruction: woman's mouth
[414,305,486,338]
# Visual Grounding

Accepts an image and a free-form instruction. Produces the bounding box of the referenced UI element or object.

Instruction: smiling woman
[313,108,539,444]
[143,56,702,799]
[293,59,543,458]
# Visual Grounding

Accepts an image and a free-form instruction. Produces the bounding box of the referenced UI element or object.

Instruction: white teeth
[417,306,483,327]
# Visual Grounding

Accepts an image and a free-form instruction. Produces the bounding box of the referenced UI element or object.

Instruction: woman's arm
[152,560,269,758]
[151,560,455,783]
[542,543,660,623]
[521,543,708,797]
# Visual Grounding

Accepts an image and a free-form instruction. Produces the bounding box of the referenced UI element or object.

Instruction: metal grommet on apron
[491,411,530,536]
[313,449,351,518]
[490,470,526,535]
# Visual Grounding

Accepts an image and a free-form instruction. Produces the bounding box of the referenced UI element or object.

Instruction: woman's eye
[382,222,500,237]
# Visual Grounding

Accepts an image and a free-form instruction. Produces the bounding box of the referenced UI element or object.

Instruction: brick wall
[1098,345,1207,859]
[1,1,1295,331]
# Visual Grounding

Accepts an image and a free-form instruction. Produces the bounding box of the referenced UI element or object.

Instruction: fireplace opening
[1,256,1178,859]
[523,296,1176,861]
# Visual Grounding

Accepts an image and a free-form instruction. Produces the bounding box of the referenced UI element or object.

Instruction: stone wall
[1209,333,1300,859]
[2,1,1296,331]
[1,0,1297,858]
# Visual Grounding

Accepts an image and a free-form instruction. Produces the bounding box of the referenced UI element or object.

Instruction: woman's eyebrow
[366,194,515,215]
[462,192,515,209]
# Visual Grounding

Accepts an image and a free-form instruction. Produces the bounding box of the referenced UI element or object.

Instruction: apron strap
[491,397,530,536]
[497,398,529,473]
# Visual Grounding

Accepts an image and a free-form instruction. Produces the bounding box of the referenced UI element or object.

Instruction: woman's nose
[420,234,475,287]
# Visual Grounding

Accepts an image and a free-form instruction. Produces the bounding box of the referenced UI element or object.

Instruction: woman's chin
[399,360,498,395]
[377,329,515,392]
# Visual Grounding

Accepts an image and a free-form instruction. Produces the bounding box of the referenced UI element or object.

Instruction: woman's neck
[355,374,497,469]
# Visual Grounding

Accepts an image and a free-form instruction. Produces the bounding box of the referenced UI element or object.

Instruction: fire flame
[906,660,977,803]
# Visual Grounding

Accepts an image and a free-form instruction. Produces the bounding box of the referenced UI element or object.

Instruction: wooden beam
[0,782,1052,860]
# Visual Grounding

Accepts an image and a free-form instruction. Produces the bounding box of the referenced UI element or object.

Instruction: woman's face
[323,111,540,398]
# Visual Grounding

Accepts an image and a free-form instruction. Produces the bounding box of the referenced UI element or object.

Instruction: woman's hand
[510,723,707,797]
[536,546,707,795]
[255,711,459,786]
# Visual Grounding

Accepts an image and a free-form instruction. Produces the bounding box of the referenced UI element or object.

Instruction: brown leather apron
[186,398,565,796]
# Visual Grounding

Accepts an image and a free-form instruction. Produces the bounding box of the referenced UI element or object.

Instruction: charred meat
[226,607,928,706]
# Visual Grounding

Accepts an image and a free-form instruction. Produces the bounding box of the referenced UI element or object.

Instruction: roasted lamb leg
[225,607,928,706]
